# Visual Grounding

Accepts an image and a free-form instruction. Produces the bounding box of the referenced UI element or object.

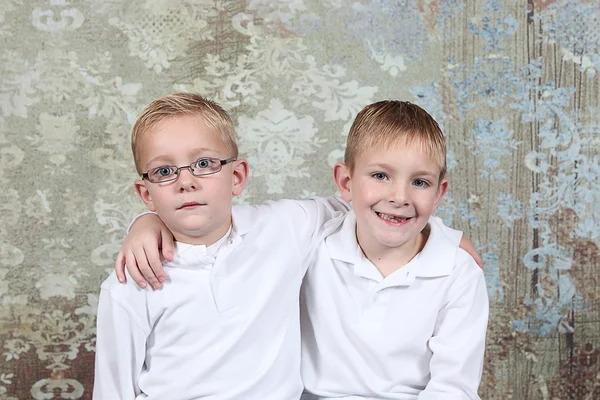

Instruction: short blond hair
[345,100,446,179]
[131,92,238,174]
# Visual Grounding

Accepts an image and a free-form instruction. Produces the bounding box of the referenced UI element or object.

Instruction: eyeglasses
[142,157,236,183]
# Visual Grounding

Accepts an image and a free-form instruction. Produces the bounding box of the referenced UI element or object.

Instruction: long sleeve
[127,211,157,233]
[418,255,489,400]
[127,198,351,249]
[93,277,149,399]
[292,196,352,245]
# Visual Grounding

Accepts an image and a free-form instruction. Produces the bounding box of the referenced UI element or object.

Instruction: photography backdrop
[0,1,598,399]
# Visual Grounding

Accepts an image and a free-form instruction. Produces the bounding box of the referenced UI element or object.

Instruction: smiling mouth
[375,211,412,224]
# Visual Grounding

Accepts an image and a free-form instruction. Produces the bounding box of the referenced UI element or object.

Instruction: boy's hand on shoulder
[114,213,175,289]
[459,237,483,269]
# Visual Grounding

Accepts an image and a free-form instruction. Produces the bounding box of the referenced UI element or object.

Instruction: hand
[114,213,175,289]
[459,237,483,269]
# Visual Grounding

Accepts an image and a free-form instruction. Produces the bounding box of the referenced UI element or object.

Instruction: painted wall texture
[0,1,598,399]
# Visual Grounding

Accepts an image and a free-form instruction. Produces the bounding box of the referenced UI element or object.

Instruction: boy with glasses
[93,93,352,399]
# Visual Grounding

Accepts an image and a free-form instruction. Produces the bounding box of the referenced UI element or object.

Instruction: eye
[194,158,215,169]
[152,166,175,177]
[372,172,388,181]
[413,179,430,188]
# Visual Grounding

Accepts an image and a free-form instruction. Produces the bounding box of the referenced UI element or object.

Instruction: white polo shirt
[93,199,349,400]
[301,211,489,400]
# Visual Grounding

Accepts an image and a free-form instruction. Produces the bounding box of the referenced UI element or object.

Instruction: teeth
[377,212,407,222]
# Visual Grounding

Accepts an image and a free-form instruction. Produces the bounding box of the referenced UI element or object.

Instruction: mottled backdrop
[0,0,598,399]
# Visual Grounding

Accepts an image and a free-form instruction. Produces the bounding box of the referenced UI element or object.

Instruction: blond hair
[131,92,238,174]
[344,100,446,179]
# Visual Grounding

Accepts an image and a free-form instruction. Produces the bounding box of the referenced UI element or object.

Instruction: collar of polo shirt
[325,210,457,284]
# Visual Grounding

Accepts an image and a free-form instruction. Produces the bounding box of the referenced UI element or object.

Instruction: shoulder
[100,271,151,307]
[98,272,156,335]
[322,211,356,251]
[454,248,484,277]
[445,248,487,296]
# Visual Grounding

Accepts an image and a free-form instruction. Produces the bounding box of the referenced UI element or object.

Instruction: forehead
[356,140,442,173]
[137,115,229,164]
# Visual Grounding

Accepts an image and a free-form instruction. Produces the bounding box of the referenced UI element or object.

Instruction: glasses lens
[148,166,177,182]
[190,158,221,176]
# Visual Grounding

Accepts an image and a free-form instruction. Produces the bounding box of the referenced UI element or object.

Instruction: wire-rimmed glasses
[142,157,236,183]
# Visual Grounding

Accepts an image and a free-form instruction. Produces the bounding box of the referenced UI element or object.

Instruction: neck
[356,226,428,278]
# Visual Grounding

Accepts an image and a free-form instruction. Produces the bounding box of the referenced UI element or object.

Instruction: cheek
[418,192,440,212]
[147,188,169,204]
[356,182,380,203]
[208,179,234,202]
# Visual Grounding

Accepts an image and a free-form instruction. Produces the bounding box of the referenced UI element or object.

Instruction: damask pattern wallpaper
[0,0,598,399]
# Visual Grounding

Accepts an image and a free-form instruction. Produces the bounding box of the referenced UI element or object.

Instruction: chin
[380,240,409,249]
[180,216,211,228]
[374,232,413,248]
[181,226,211,236]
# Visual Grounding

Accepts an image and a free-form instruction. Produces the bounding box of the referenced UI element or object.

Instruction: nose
[178,168,198,192]
[388,183,410,206]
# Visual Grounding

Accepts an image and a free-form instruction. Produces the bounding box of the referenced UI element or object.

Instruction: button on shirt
[301,211,489,400]
[93,198,350,400]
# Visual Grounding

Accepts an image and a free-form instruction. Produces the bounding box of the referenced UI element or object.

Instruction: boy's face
[134,114,247,245]
[334,140,447,253]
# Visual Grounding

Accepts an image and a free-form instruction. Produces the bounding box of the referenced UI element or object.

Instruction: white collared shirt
[301,211,489,400]
[93,198,350,400]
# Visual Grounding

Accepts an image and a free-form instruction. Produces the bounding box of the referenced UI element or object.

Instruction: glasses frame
[142,157,237,183]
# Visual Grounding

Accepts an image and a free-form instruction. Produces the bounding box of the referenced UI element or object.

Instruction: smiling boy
[301,101,488,399]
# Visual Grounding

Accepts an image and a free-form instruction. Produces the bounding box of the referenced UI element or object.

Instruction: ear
[333,162,353,202]
[134,179,157,212]
[433,179,448,210]
[231,158,249,196]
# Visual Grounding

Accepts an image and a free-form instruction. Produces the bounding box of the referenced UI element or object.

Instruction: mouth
[375,211,412,225]
[178,202,205,210]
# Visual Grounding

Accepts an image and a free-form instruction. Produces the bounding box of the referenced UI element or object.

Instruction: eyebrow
[145,148,221,167]
[367,163,438,178]
[367,162,393,170]
[412,171,439,179]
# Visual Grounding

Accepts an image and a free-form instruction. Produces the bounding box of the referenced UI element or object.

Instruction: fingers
[114,212,172,290]
[459,236,484,270]
[161,228,175,262]
[125,250,148,289]
[134,248,163,290]
[474,253,484,269]
[465,238,484,268]
[114,251,127,283]
[144,245,166,288]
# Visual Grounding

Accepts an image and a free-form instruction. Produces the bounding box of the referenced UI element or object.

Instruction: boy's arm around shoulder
[115,211,174,290]
[265,196,350,248]
[93,273,151,399]
[418,251,489,400]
